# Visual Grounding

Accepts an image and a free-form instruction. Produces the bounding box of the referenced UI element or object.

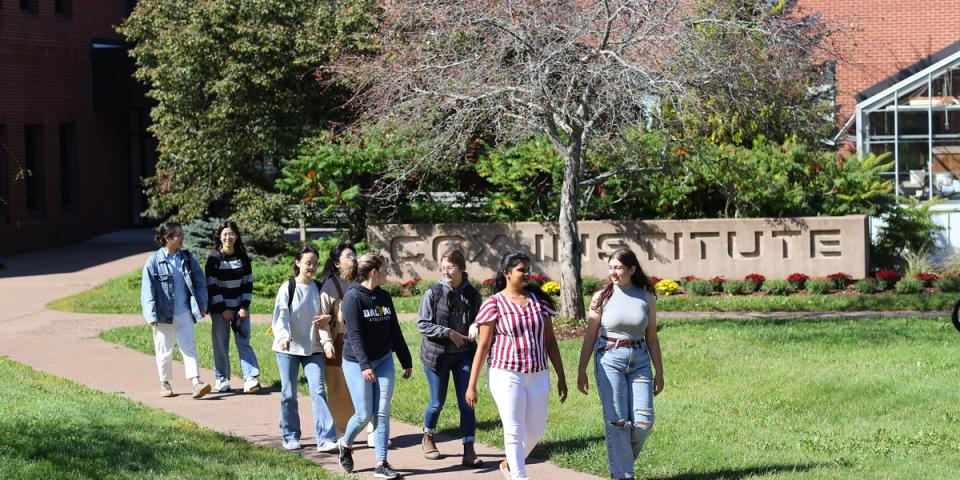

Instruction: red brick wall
[797,0,960,121]
[0,1,133,254]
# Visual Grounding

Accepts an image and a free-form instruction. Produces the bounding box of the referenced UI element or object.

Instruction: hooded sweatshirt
[340,283,413,371]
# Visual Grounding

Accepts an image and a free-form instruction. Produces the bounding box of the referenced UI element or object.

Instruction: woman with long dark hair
[466,251,567,480]
[140,221,211,399]
[417,249,483,467]
[316,242,359,434]
[576,248,663,480]
[205,220,260,394]
[337,252,413,480]
[270,244,338,452]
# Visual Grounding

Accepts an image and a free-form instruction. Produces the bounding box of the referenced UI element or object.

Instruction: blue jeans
[594,340,655,479]
[340,353,395,462]
[423,350,476,442]
[211,312,260,380]
[276,352,337,445]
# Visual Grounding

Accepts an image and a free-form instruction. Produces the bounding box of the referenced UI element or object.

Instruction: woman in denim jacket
[140,221,211,399]
[576,248,664,480]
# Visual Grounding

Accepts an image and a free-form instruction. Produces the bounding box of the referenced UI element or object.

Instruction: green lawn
[46,268,959,315]
[0,356,347,480]
[101,316,960,478]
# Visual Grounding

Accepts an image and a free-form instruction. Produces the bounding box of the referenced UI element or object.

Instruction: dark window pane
[59,123,77,208]
[24,125,43,214]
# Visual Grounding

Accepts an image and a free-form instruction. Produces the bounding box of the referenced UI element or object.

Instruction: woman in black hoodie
[336,252,413,480]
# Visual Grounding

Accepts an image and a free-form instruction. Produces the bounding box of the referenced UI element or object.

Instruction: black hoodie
[340,283,413,371]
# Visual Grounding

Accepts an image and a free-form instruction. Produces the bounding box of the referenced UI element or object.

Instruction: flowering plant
[786,273,809,290]
[914,272,939,287]
[654,278,680,296]
[541,280,561,295]
[709,276,726,292]
[400,277,421,288]
[650,276,662,285]
[481,278,497,287]
[681,275,698,282]
[826,272,853,289]
[744,273,765,292]
[529,274,551,287]
[874,269,900,289]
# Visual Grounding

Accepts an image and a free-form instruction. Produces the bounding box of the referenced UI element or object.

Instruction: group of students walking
[140,220,664,480]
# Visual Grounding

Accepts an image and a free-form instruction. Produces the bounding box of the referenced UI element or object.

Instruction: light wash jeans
[340,352,395,463]
[488,368,550,480]
[211,312,260,381]
[594,339,655,479]
[276,352,337,445]
[423,350,476,443]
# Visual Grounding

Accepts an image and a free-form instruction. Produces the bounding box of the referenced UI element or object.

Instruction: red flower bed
[650,276,662,285]
[681,275,698,282]
[481,278,497,286]
[827,272,852,289]
[400,277,421,288]
[914,272,939,287]
[874,269,900,289]
[786,273,809,289]
[744,273,765,284]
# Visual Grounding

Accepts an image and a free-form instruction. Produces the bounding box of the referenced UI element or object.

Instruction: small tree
[328,0,836,318]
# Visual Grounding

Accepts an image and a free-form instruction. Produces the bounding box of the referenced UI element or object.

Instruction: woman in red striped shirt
[466,251,567,480]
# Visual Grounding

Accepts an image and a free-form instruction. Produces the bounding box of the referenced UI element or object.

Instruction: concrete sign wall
[367,216,869,281]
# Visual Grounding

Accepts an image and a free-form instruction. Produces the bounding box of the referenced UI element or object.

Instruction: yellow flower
[541,280,561,296]
[655,279,680,296]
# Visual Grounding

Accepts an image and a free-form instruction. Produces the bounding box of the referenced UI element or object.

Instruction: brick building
[796,0,960,121]
[0,0,152,254]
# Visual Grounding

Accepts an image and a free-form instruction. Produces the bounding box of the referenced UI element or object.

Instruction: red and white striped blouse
[475,292,557,373]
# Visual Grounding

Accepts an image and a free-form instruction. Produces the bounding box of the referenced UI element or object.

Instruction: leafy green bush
[231,188,288,256]
[855,278,880,294]
[410,279,436,296]
[182,217,223,255]
[310,236,369,258]
[380,282,403,297]
[685,279,714,296]
[582,276,605,295]
[723,280,754,296]
[872,197,944,269]
[806,278,833,295]
[894,277,924,294]
[253,259,294,301]
[935,276,960,293]
[761,279,792,296]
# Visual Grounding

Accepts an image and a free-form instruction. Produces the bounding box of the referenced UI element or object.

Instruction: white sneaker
[243,377,261,393]
[214,378,231,393]
[317,441,339,453]
[160,381,174,397]
[282,439,302,450]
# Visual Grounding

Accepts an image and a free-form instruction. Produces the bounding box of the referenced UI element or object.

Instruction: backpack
[286,277,323,311]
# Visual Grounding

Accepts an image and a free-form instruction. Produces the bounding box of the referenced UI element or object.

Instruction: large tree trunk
[558,143,585,320]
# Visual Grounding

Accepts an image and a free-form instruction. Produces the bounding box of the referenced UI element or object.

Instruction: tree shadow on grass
[649,462,843,480]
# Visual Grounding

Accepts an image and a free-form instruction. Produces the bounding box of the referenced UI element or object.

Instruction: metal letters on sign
[367,216,870,281]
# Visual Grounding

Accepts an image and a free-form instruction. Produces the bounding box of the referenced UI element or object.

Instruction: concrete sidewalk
[0,231,600,480]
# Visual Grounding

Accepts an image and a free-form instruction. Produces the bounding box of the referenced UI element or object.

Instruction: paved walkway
[0,230,600,480]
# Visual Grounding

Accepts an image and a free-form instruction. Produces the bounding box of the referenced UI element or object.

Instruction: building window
[20,0,38,15]
[55,0,72,17]
[24,124,42,215]
[59,123,77,210]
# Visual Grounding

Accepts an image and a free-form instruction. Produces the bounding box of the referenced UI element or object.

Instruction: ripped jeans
[595,339,654,479]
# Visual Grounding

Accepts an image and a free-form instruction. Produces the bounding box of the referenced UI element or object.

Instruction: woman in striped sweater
[466,251,567,480]
[205,220,261,394]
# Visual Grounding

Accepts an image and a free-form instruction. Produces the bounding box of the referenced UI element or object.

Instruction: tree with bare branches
[329,0,836,319]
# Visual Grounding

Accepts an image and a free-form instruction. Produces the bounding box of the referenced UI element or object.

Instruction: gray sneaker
[160,381,174,397]
[192,381,212,399]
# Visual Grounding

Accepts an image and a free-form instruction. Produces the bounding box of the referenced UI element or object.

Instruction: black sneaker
[374,462,402,479]
[338,442,354,473]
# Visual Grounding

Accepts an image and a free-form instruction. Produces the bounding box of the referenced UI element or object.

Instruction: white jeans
[488,368,550,480]
[152,312,200,381]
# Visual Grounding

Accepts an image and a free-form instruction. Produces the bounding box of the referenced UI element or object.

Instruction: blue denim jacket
[141,247,208,324]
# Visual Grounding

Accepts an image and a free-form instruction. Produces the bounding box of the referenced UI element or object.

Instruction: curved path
[0,230,601,480]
